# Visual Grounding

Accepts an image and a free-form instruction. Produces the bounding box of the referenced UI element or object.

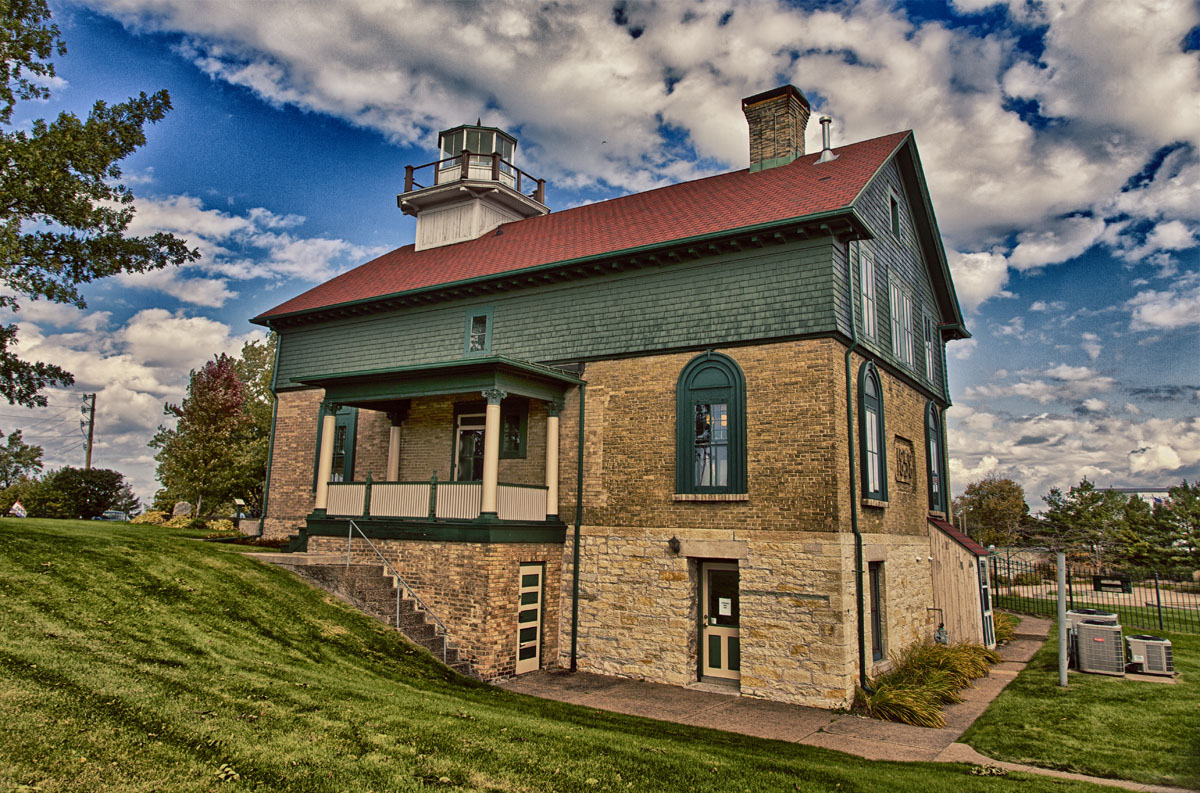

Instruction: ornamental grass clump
[855,640,1000,728]
[993,612,1019,644]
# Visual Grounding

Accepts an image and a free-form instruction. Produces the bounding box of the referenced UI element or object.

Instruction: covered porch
[295,355,581,542]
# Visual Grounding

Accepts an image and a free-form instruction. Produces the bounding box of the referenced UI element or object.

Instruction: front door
[455,414,485,481]
[701,561,740,681]
[515,563,543,674]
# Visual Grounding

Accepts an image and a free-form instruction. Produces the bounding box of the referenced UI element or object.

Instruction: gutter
[257,329,282,538]
[842,241,873,694]
[570,383,586,671]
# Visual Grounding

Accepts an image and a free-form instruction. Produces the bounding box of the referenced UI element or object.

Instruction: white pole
[1057,550,1068,687]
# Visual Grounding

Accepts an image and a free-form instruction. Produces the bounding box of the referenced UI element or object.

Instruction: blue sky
[4,0,1198,508]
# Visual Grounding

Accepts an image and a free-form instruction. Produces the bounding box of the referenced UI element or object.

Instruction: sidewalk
[498,617,1188,793]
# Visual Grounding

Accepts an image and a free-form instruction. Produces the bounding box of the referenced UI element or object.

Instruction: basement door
[700,561,740,682]
[515,563,543,674]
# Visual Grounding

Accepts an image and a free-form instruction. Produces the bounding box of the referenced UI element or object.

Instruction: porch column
[314,404,338,512]
[544,399,563,518]
[480,388,507,517]
[386,421,402,481]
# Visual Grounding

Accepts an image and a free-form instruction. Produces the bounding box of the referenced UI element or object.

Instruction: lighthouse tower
[399,123,549,251]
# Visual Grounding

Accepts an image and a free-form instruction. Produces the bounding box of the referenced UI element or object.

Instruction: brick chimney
[742,85,811,172]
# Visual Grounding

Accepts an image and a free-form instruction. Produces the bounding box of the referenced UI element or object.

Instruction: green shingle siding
[851,160,947,401]
[275,238,839,386]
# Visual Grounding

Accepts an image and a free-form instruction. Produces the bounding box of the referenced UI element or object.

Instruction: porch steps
[269,558,472,675]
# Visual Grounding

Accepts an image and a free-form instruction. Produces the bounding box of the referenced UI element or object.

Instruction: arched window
[858,362,888,501]
[676,352,747,494]
[926,401,945,512]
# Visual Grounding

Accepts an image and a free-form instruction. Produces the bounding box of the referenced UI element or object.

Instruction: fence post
[363,472,373,519]
[1153,571,1165,631]
[1067,563,1075,611]
[1057,552,1068,687]
[428,471,438,518]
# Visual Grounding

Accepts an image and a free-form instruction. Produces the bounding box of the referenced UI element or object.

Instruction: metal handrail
[346,519,450,662]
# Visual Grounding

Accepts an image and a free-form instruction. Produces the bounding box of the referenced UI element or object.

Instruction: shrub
[131,510,168,525]
[1011,570,1043,586]
[205,518,236,534]
[993,612,1019,644]
[854,683,945,728]
[163,514,205,530]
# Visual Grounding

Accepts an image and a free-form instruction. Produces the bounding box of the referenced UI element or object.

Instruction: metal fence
[989,554,1200,634]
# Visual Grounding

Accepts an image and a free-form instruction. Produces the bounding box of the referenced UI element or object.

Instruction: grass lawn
[0,519,1121,793]
[963,619,1199,789]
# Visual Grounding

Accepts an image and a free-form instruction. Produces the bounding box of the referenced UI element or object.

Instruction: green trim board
[302,515,567,544]
[292,355,582,407]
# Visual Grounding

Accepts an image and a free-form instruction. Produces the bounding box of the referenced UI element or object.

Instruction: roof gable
[255,131,911,322]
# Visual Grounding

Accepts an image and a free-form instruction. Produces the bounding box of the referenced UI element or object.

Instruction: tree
[1109,495,1180,571]
[1039,478,1127,569]
[0,466,129,518]
[952,476,1030,548]
[0,428,42,486]
[0,1,198,407]
[150,336,275,515]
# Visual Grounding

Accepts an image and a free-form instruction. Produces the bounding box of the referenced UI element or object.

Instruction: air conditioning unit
[1066,608,1118,633]
[1076,620,1125,676]
[1127,635,1174,676]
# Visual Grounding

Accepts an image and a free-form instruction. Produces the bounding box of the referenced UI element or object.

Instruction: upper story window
[926,401,945,512]
[676,352,747,495]
[889,283,914,367]
[439,126,517,175]
[856,241,877,339]
[889,192,902,236]
[924,314,936,382]
[859,362,888,502]
[464,307,493,356]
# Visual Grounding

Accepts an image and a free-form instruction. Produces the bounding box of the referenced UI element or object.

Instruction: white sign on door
[718,597,732,617]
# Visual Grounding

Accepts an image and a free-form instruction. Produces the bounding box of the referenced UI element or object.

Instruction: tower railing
[404,149,545,204]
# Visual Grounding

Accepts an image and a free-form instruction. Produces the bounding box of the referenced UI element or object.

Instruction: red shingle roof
[929,517,989,557]
[255,131,910,321]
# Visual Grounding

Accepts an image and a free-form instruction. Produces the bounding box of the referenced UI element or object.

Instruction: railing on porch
[325,474,549,521]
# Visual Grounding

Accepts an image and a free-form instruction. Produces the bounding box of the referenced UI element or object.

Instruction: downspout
[570,383,586,671]
[257,329,282,538]
[842,241,872,694]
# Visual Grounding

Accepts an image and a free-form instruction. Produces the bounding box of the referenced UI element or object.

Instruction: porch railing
[403,150,545,204]
[325,474,549,522]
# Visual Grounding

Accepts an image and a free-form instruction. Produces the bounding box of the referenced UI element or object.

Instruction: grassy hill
[0,519,1116,792]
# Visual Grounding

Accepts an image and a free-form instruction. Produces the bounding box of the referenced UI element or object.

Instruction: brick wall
[262,388,322,539]
[309,535,562,680]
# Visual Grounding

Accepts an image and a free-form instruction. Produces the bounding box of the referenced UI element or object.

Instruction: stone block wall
[309,535,562,680]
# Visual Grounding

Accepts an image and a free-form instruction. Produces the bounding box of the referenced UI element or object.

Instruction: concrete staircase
[263,554,471,675]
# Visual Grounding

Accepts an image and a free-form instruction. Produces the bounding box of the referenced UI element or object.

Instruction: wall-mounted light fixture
[668,536,681,554]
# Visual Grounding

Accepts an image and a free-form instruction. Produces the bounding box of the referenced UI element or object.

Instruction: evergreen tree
[1040,478,1126,569]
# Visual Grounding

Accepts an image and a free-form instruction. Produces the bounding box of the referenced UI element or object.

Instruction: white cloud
[947,249,1013,312]
[80,0,1200,263]
[1081,398,1106,413]
[1030,300,1065,312]
[948,337,977,360]
[1008,216,1106,271]
[1127,282,1200,331]
[1,307,263,502]
[963,364,1116,404]
[1080,332,1102,361]
[119,194,387,304]
[948,410,1200,507]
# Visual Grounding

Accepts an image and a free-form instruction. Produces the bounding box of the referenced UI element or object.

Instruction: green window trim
[858,361,888,502]
[676,351,747,495]
[463,306,494,357]
[312,404,358,490]
[926,401,946,513]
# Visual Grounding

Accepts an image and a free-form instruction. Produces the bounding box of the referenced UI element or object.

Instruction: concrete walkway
[498,617,1189,793]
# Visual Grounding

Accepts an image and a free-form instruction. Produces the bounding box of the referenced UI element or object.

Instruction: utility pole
[81,393,96,469]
